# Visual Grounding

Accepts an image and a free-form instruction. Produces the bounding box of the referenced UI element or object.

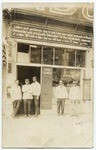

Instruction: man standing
[55,80,68,116]
[22,79,32,117]
[69,80,81,117]
[31,76,41,117]
[11,80,22,118]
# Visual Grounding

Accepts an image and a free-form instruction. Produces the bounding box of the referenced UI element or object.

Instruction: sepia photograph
[2,2,94,148]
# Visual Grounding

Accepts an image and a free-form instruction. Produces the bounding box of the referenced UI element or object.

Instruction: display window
[17,43,86,67]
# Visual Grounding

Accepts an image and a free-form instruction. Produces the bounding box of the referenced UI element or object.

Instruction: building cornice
[13,8,93,28]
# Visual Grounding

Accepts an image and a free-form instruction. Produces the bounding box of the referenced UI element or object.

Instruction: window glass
[55,48,64,65]
[18,43,29,53]
[61,69,80,85]
[66,50,75,66]
[17,43,86,67]
[53,68,61,87]
[30,46,41,63]
[43,47,53,65]
[53,68,80,87]
[76,50,85,67]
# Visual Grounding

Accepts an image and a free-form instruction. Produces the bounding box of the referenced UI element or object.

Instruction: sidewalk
[3,112,93,148]
[2,98,93,148]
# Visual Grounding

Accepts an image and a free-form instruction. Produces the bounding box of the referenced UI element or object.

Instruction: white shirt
[69,86,81,101]
[22,84,32,99]
[55,85,68,99]
[31,81,41,97]
[11,85,22,101]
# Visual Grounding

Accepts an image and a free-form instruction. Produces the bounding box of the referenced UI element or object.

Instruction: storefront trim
[15,39,92,51]
[16,62,86,70]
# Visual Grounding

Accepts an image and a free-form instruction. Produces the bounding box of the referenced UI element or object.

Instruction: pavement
[2,111,93,148]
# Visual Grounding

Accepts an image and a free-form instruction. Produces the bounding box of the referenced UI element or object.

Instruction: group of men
[11,76,41,118]
[11,77,81,118]
[55,80,81,117]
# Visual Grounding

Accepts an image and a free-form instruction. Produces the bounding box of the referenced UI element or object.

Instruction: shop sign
[41,67,52,109]
[12,24,92,48]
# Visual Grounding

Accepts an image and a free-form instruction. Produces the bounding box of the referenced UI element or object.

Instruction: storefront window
[76,50,85,67]
[18,43,29,53]
[66,50,75,66]
[30,46,41,63]
[43,47,53,65]
[55,48,64,65]
[17,43,86,67]
[61,69,80,85]
[53,68,61,86]
[17,43,30,63]
[53,68,80,87]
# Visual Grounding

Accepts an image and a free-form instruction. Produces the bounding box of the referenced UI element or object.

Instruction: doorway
[17,65,41,85]
[17,65,41,115]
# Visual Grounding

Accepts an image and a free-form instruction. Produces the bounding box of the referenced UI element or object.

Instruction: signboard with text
[12,23,92,48]
[41,67,52,109]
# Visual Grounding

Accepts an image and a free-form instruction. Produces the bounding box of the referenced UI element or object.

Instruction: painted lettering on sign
[41,67,52,109]
[12,24,92,48]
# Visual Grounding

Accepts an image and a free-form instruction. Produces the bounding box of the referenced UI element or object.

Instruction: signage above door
[12,23,92,48]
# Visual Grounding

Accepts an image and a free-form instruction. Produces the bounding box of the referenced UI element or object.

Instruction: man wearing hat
[69,80,81,117]
[22,79,32,117]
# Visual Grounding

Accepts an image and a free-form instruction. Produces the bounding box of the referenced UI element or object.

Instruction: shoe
[11,114,15,117]
[34,114,38,117]
[12,115,15,118]
[14,116,19,119]
[12,115,18,119]
[61,113,65,116]
[75,114,78,117]
[28,114,31,117]
[24,115,27,118]
[57,113,60,116]
[71,114,74,117]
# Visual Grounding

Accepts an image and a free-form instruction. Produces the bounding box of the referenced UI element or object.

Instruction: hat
[25,79,29,82]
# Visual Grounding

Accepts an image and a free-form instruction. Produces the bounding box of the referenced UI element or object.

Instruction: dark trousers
[33,96,39,115]
[24,99,32,115]
[57,99,66,115]
[12,100,21,116]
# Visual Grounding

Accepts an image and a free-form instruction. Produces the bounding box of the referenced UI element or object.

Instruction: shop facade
[3,6,94,114]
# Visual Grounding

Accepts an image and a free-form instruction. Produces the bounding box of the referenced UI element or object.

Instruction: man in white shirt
[31,76,41,117]
[22,79,32,117]
[69,80,81,117]
[11,80,22,118]
[55,80,68,116]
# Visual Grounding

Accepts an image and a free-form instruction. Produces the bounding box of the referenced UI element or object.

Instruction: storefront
[3,6,94,114]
